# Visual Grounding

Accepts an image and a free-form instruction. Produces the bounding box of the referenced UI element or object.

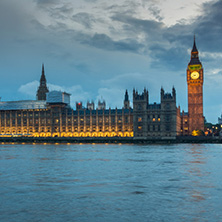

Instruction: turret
[36,64,49,100]
[98,99,106,110]
[161,87,164,99]
[76,102,83,110]
[124,90,130,109]
[133,88,149,110]
[172,86,176,101]
[160,87,176,103]
[87,101,95,110]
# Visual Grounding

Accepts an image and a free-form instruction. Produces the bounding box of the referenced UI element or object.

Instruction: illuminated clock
[191,71,199,80]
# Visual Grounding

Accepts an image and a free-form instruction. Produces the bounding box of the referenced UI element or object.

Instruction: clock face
[191,71,199,80]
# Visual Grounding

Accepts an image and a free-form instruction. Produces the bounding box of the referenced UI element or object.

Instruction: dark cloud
[104,1,141,16]
[55,4,73,14]
[108,0,221,70]
[194,1,222,52]
[111,14,164,34]
[72,13,95,29]
[78,33,144,52]
[149,44,188,70]
[84,0,98,2]
[34,0,59,6]
[110,14,186,69]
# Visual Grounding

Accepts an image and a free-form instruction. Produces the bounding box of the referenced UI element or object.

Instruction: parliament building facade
[0,38,204,138]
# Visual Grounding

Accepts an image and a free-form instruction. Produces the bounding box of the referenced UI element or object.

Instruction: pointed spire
[40,63,46,83]
[124,89,129,101]
[192,35,198,53]
[161,87,164,94]
[172,86,176,98]
[37,63,49,100]
[42,63,44,74]
[189,36,201,65]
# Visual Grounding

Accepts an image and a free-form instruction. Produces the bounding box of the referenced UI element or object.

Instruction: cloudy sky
[0,0,222,123]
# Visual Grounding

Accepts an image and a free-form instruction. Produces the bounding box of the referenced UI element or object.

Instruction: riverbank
[0,136,221,144]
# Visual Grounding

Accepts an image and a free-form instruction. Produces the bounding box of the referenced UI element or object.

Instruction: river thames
[0,143,222,222]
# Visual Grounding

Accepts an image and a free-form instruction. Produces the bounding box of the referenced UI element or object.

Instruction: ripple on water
[0,143,222,222]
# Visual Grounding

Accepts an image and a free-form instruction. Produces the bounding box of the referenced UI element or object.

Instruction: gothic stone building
[0,90,133,138]
[133,88,181,139]
[180,37,204,135]
[0,38,204,138]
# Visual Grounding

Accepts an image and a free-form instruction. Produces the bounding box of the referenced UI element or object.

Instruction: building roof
[148,103,161,109]
[191,36,198,53]
[0,100,47,111]
[189,36,202,66]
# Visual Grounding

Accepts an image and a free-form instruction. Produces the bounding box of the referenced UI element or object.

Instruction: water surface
[0,143,222,221]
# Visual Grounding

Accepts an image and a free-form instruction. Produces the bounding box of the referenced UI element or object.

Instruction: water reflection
[184,144,213,220]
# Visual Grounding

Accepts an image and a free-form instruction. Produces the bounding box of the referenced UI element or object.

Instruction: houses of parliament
[0,38,204,139]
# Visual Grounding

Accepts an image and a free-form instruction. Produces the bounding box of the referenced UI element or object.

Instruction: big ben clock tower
[187,36,204,134]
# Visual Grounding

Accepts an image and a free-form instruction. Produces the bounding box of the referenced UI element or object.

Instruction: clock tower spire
[187,36,204,134]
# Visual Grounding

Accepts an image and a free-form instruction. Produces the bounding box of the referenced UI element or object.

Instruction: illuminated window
[138,117,142,122]
[153,118,155,122]
[138,126,142,130]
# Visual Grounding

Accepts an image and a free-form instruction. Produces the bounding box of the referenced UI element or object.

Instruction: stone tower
[187,36,204,133]
[133,88,149,137]
[124,90,130,109]
[36,64,49,100]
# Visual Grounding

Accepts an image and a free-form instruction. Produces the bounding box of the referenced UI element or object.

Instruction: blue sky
[0,0,222,123]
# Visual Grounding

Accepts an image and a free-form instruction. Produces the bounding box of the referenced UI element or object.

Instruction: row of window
[138,125,171,132]
[1,127,131,133]
[137,115,172,122]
